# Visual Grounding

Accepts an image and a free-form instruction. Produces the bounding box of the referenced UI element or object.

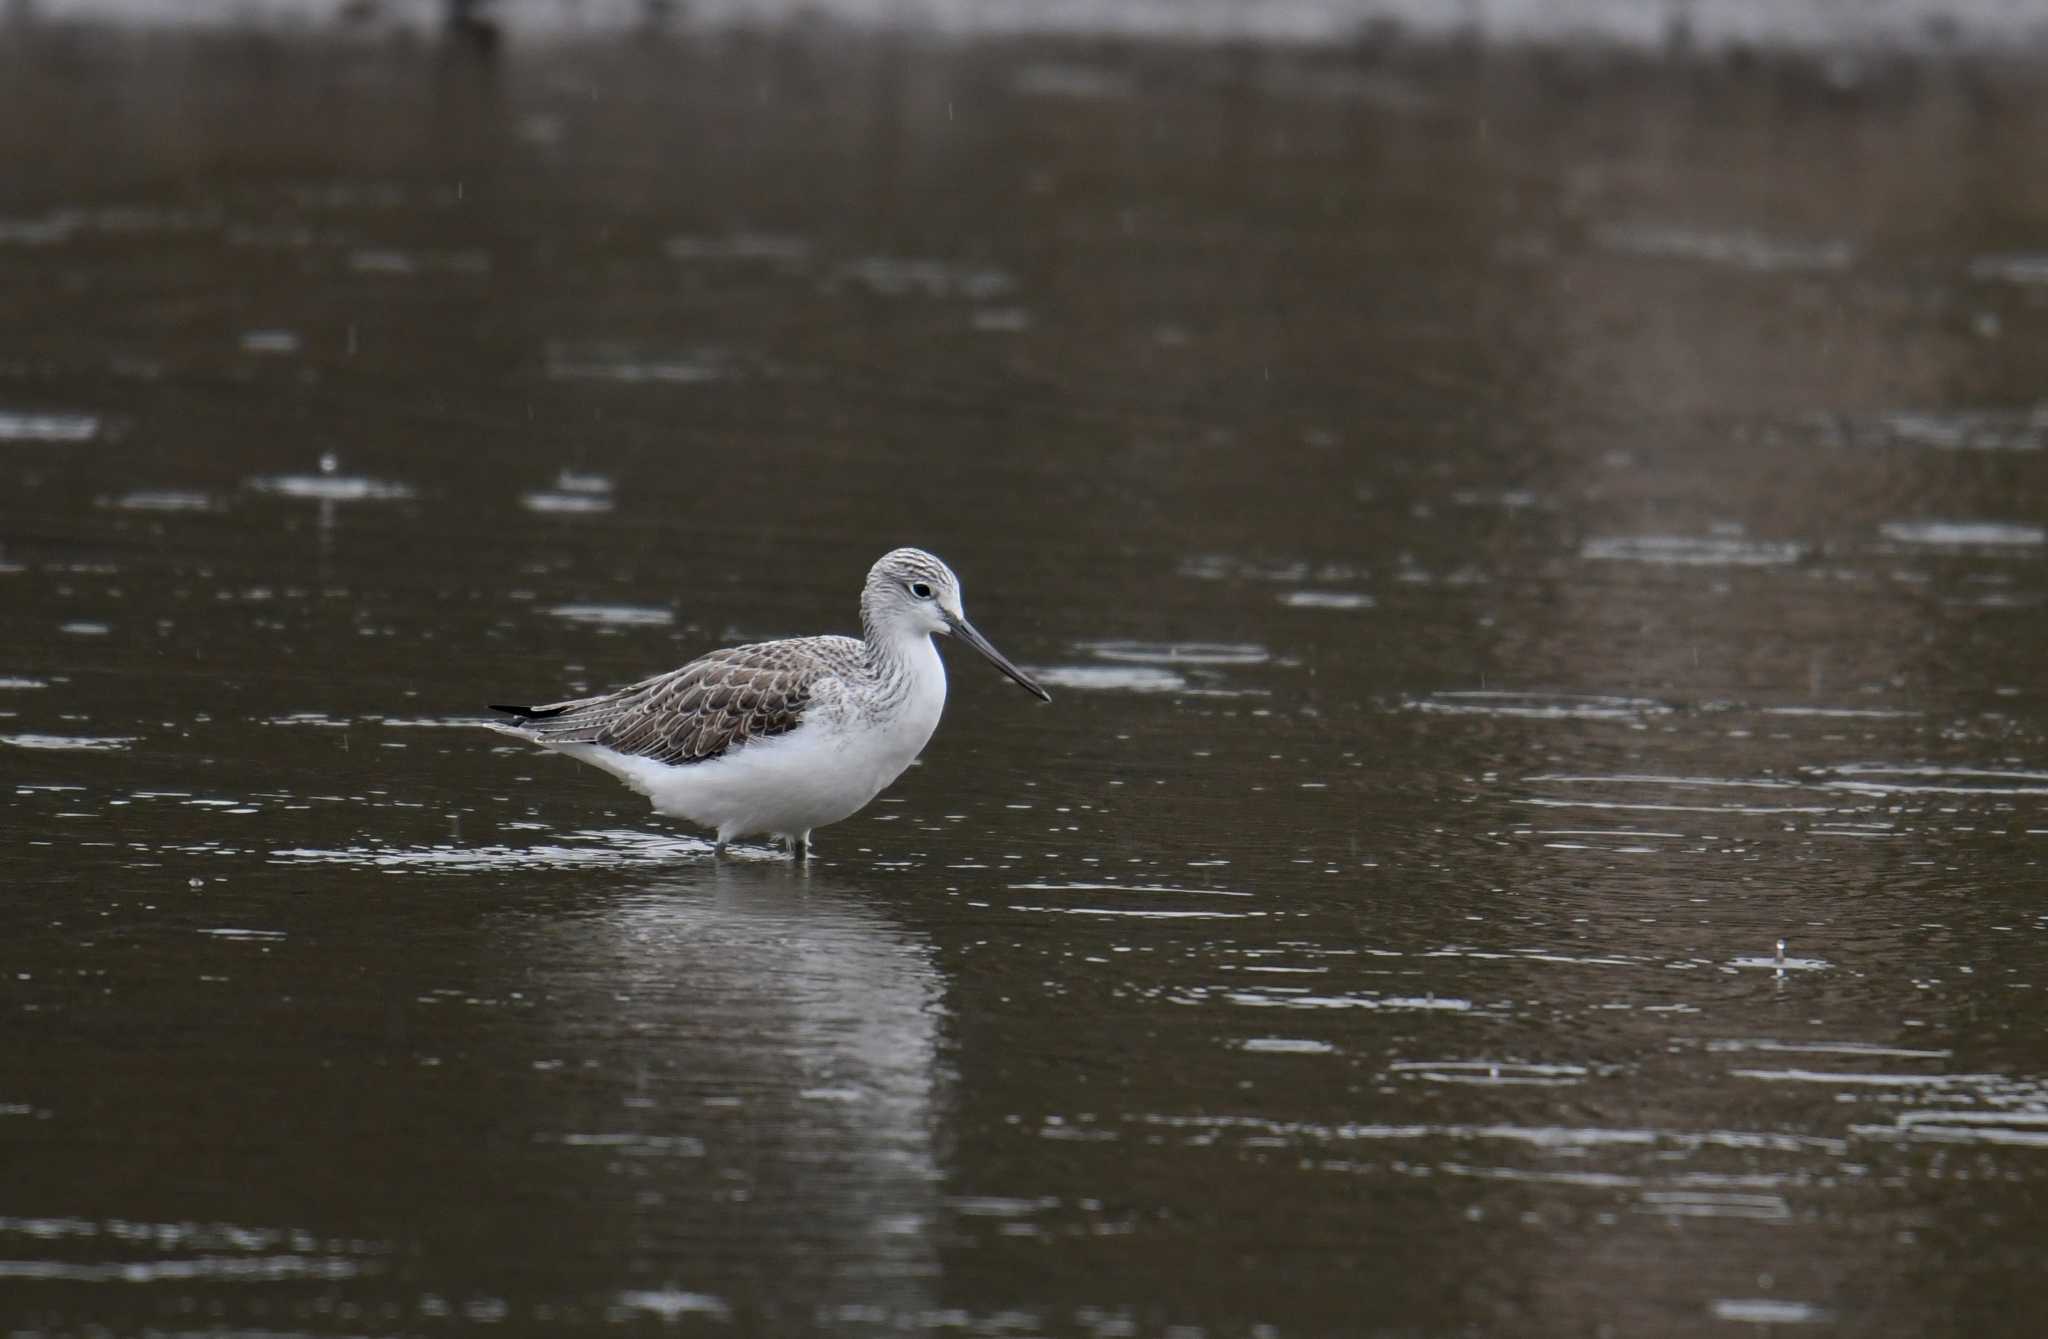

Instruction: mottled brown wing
[586,647,819,766]
[498,642,828,766]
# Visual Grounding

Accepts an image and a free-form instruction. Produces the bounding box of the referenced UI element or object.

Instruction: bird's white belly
[563,667,946,842]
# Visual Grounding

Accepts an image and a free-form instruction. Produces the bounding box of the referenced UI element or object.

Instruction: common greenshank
[485,548,1050,858]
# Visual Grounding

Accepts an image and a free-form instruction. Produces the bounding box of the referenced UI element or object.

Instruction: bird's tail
[480,701,578,745]
[487,702,571,721]
[482,690,630,746]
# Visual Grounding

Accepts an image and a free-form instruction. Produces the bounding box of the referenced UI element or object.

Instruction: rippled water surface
[5,23,2048,1339]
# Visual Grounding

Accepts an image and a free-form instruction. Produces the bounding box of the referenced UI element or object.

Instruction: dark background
[4,11,2048,1337]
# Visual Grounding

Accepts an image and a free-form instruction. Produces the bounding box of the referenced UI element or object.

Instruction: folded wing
[491,644,826,766]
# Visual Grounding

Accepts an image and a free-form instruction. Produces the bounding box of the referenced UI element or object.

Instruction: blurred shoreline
[11,0,2048,55]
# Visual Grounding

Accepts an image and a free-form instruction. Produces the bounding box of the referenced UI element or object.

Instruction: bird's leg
[792,832,811,862]
[712,837,728,859]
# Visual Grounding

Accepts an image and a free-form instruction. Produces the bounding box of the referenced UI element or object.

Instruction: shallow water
[4,22,2048,1339]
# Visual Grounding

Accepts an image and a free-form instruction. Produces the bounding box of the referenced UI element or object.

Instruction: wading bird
[486,548,1050,858]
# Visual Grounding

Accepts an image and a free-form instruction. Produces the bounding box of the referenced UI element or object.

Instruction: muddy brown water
[4,23,2048,1338]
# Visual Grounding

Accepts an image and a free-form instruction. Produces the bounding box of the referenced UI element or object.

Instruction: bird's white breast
[579,632,950,841]
[826,630,947,798]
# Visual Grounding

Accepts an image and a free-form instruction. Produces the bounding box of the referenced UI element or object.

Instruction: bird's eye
[909,581,934,600]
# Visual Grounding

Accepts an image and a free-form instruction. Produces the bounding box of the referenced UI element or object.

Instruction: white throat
[882,625,947,702]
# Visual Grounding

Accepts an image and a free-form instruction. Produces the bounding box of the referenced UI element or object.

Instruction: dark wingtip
[489,702,569,720]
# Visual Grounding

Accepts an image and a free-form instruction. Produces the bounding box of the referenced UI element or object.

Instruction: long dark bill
[946,612,1052,702]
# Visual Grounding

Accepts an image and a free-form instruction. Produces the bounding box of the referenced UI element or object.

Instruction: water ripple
[1869,409,2046,452]
[1968,253,2048,285]
[545,343,732,385]
[2,733,135,751]
[1389,1061,1590,1087]
[1027,665,1187,693]
[1075,639,1270,666]
[101,489,218,512]
[1581,535,1805,566]
[1878,519,2045,549]
[0,1255,365,1282]
[832,256,1014,300]
[269,828,749,871]
[544,603,673,628]
[1596,222,1852,272]
[0,410,101,442]
[665,233,811,265]
[1132,1112,1847,1156]
[1412,691,1672,721]
[1278,590,1374,610]
[1711,1299,1832,1325]
[248,472,414,502]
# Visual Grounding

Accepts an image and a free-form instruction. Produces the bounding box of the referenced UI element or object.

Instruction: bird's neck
[857,585,890,650]
[858,589,911,662]
[855,611,941,708]
[864,621,931,677]
[858,591,947,700]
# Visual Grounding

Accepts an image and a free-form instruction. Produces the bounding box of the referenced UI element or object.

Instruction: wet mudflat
[4,20,2048,1338]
